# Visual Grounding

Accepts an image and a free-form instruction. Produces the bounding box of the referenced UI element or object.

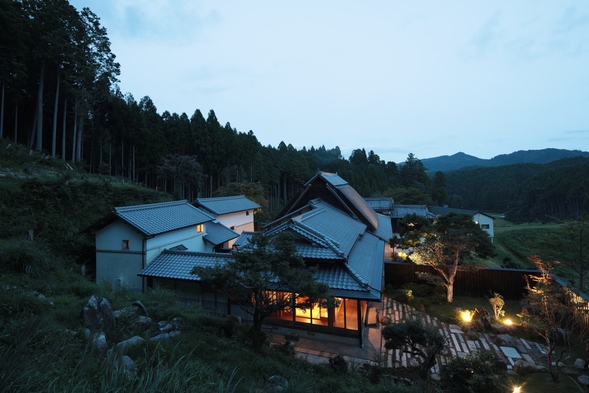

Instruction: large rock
[575,358,587,370]
[132,300,148,316]
[83,295,115,332]
[115,336,145,353]
[578,375,589,386]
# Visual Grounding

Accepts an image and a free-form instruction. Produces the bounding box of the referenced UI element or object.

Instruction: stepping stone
[479,337,491,350]
[449,324,463,334]
[500,346,522,359]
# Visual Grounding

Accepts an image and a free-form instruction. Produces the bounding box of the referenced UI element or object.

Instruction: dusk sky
[69,0,589,164]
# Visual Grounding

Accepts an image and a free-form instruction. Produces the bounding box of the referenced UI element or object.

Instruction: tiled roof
[428,206,494,219]
[233,231,255,249]
[114,200,214,236]
[392,205,435,219]
[194,195,260,215]
[204,222,239,246]
[365,197,394,212]
[139,250,234,280]
[347,232,384,299]
[139,249,378,300]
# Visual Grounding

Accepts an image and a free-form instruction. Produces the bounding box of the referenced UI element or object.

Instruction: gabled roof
[138,249,380,300]
[365,197,394,212]
[428,206,494,220]
[204,221,239,246]
[275,171,381,233]
[138,250,233,281]
[85,200,214,236]
[194,195,260,215]
[392,204,436,220]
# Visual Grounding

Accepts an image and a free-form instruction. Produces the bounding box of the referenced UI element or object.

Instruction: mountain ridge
[420,148,589,172]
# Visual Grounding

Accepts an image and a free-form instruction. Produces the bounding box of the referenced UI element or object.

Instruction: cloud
[468,12,501,58]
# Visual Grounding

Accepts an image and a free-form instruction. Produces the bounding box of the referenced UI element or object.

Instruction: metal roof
[428,206,494,219]
[204,221,239,246]
[138,250,234,280]
[194,195,260,216]
[113,200,214,236]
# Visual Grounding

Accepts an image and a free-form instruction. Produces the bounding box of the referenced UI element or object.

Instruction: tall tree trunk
[61,98,67,160]
[36,59,45,151]
[14,105,18,142]
[71,104,77,162]
[51,70,60,157]
[75,114,84,162]
[0,79,4,138]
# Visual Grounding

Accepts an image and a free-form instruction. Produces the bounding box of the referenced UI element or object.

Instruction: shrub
[329,354,348,374]
[0,238,55,278]
[440,350,509,393]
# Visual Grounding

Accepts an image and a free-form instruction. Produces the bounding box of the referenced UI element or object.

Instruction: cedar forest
[1,0,588,223]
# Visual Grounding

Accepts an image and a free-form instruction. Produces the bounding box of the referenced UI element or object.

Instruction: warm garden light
[513,386,522,393]
[460,310,473,323]
[504,318,513,325]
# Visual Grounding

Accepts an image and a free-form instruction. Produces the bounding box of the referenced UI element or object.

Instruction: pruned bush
[329,354,348,374]
[440,350,509,393]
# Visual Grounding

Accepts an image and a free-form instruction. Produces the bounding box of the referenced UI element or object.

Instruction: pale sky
[69,0,589,164]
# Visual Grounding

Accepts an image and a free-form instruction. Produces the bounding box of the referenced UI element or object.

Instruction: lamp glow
[504,319,513,325]
[513,386,522,393]
[460,310,473,323]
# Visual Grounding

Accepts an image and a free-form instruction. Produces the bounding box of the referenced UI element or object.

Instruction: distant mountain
[421,148,589,172]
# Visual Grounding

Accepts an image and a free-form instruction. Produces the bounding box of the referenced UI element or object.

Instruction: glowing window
[196,224,204,233]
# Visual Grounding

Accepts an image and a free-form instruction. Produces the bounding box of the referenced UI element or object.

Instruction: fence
[385,262,547,300]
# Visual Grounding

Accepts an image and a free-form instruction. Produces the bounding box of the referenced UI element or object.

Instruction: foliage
[559,214,589,291]
[488,292,505,321]
[192,231,330,352]
[390,213,433,249]
[0,237,56,278]
[382,318,446,380]
[411,212,494,302]
[439,350,510,393]
[518,256,589,382]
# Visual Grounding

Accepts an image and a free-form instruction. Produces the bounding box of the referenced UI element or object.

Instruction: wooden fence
[385,262,544,300]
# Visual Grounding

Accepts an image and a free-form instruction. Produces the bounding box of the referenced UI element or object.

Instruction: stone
[132,300,149,316]
[579,375,589,386]
[116,355,136,377]
[158,320,173,333]
[115,336,145,353]
[575,358,587,369]
[135,315,152,330]
[267,375,289,391]
[494,334,516,347]
[83,295,115,332]
[92,331,108,352]
[490,323,508,334]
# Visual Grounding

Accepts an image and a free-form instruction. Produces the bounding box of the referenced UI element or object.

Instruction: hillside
[420,148,589,172]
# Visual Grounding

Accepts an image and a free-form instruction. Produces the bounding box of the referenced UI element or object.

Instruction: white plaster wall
[96,220,144,252]
[474,213,494,242]
[145,225,206,264]
[216,211,254,233]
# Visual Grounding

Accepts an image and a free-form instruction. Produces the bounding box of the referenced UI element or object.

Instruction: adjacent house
[85,200,238,292]
[428,206,495,242]
[138,172,393,345]
[390,204,436,234]
[194,195,260,248]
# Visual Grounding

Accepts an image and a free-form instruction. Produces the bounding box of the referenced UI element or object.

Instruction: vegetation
[439,350,511,393]
[381,319,445,380]
[409,212,495,303]
[519,256,589,382]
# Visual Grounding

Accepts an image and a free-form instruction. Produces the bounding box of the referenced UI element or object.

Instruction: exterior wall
[473,213,494,242]
[95,220,145,291]
[145,225,207,264]
[96,220,207,292]
[215,210,255,248]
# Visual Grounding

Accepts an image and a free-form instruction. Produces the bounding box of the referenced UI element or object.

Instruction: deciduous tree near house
[410,212,494,303]
[561,214,589,292]
[519,256,589,383]
[191,232,330,352]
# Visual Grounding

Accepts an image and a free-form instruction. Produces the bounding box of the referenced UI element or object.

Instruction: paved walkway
[270,297,549,376]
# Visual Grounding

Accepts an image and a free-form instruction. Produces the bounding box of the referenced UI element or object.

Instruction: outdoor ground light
[460,310,473,323]
[513,386,522,393]
[504,318,513,325]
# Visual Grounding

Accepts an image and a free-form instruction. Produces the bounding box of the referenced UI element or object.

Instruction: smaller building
[194,195,260,247]
[85,200,238,292]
